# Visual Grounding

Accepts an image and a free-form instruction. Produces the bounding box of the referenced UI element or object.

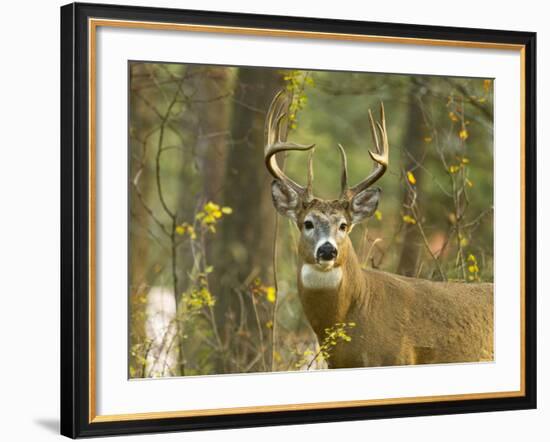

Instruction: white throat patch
[300,264,343,290]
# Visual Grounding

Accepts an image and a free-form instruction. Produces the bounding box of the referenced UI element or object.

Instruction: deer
[264,91,494,369]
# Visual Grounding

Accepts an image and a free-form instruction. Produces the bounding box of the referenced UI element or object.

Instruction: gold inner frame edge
[87,17,527,423]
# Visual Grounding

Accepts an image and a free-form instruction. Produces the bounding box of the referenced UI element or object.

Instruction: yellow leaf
[374,210,382,221]
[459,129,469,140]
[204,201,220,212]
[407,171,416,185]
[403,215,416,225]
[466,178,474,188]
[449,165,460,174]
[175,226,185,235]
[449,111,459,122]
[221,206,233,214]
[265,287,276,303]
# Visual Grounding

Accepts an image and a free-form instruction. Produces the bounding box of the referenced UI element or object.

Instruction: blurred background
[128,62,493,379]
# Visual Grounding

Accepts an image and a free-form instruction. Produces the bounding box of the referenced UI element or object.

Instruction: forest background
[128,62,494,378]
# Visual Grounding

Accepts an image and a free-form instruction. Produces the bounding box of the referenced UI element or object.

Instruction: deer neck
[297,238,367,336]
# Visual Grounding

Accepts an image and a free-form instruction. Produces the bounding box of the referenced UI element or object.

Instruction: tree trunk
[396,81,424,277]
[211,67,283,372]
[193,67,232,203]
[128,63,155,378]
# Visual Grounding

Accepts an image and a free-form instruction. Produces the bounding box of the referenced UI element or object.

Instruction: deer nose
[317,242,338,261]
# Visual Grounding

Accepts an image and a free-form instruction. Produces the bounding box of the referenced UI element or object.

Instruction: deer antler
[265,90,315,200]
[338,102,389,199]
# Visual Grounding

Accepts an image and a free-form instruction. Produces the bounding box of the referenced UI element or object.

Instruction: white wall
[0,0,546,440]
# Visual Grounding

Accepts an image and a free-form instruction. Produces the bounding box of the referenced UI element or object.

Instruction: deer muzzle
[316,241,338,262]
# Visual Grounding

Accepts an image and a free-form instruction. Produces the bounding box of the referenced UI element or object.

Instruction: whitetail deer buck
[265,91,493,368]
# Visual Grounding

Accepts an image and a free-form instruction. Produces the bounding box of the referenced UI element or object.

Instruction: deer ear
[349,188,380,225]
[271,180,301,222]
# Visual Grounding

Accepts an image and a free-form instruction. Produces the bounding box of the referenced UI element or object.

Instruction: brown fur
[297,235,494,369]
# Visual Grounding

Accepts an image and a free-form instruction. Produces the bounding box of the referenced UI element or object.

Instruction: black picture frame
[60,2,537,438]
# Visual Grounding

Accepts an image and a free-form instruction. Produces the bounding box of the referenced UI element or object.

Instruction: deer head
[265,90,389,271]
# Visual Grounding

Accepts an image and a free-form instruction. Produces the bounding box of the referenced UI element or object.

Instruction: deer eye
[339,222,348,232]
[304,220,314,230]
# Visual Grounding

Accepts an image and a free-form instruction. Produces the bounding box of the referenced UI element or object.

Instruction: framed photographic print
[60,2,537,438]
